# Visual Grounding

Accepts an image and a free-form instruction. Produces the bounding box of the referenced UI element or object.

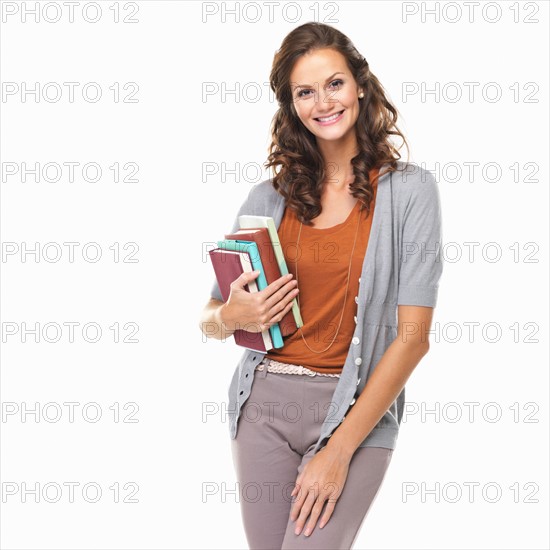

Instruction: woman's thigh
[280,446,394,550]
[230,369,340,550]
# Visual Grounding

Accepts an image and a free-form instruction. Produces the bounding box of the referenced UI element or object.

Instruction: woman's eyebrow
[292,72,345,89]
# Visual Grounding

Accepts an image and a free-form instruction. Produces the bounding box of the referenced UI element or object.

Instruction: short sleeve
[397,170,443,307]
[209,185,257,302]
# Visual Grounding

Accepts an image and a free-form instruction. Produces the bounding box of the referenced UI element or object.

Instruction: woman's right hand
[220,271,299,333]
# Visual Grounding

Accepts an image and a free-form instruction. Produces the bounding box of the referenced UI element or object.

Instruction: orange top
[266,169,379,374]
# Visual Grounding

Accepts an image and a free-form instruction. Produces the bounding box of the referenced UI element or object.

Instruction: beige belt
[256,357,341,378]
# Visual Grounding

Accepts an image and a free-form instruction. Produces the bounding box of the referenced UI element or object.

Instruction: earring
[358,92,364,99]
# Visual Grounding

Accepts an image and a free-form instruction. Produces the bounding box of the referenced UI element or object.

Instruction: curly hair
[265,22,410,225]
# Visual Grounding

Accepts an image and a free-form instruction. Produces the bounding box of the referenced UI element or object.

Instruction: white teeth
[316,110,343,122]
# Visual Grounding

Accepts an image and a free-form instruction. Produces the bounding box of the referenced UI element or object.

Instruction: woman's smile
[314,109,345,125]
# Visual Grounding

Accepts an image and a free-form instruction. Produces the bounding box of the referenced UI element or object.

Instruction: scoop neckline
[302,197,362,235]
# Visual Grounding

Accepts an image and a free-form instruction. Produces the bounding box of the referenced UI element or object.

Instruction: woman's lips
[314,110,345,126]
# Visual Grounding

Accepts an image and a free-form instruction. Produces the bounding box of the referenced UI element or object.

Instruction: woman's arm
[324,304,434,460]
[198,297,237,341]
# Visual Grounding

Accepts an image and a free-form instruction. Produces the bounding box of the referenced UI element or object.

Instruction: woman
[200,22,443,549]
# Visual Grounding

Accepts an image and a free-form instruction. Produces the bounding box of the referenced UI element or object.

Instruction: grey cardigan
[210,161,444,455]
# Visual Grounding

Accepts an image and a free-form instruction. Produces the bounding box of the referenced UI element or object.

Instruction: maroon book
[208,248,273,352]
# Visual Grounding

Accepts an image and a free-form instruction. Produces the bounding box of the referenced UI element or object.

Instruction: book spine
[266,219,304,328]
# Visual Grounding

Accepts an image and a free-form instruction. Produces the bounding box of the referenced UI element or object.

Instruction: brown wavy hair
[265,22,410,225]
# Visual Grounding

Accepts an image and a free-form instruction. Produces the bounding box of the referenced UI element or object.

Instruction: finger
[318,499,336,529]
[259,273,295,302]
[289,483,304,522]
[264,281,298,309]
[291,480,298,497]
[264,283,299,315]
[303,497,328,537]
[294,490,317,536]
[266,291,298,324]
[230,270,260,291]
[255,296,294,332]
[259,291,298,331]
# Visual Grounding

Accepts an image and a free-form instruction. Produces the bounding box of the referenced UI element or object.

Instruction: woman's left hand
[290,445,352,537]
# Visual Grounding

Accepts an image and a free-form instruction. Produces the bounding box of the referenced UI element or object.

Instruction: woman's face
[289,48,362,145]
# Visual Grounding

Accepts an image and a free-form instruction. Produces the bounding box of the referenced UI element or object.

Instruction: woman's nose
[314,88,339,109]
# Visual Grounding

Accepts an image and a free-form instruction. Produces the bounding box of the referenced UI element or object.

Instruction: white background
[1,1,548,549]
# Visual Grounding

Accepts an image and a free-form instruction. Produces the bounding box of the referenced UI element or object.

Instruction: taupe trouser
[231,359,394,550]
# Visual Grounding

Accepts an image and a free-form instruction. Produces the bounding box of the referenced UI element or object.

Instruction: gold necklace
[295,202,363,354]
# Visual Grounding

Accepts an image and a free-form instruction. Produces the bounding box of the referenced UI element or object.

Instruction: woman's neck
[317,134,359,192]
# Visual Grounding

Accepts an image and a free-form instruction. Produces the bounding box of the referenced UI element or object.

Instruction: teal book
[238,215,303,328]
[216,239,284,349]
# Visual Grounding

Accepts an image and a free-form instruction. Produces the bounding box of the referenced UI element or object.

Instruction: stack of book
[208,215,303,352]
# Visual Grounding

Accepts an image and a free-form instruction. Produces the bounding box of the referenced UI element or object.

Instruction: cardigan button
[353,315,357,324]
[355,357,362,366]
[356,378,361,385]
[349,398,356,406]
[354,296,359,304]
[358,277,361,283]
[352,336,360,345]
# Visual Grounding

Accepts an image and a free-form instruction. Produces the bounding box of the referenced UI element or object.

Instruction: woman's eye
[296,80,343,99]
